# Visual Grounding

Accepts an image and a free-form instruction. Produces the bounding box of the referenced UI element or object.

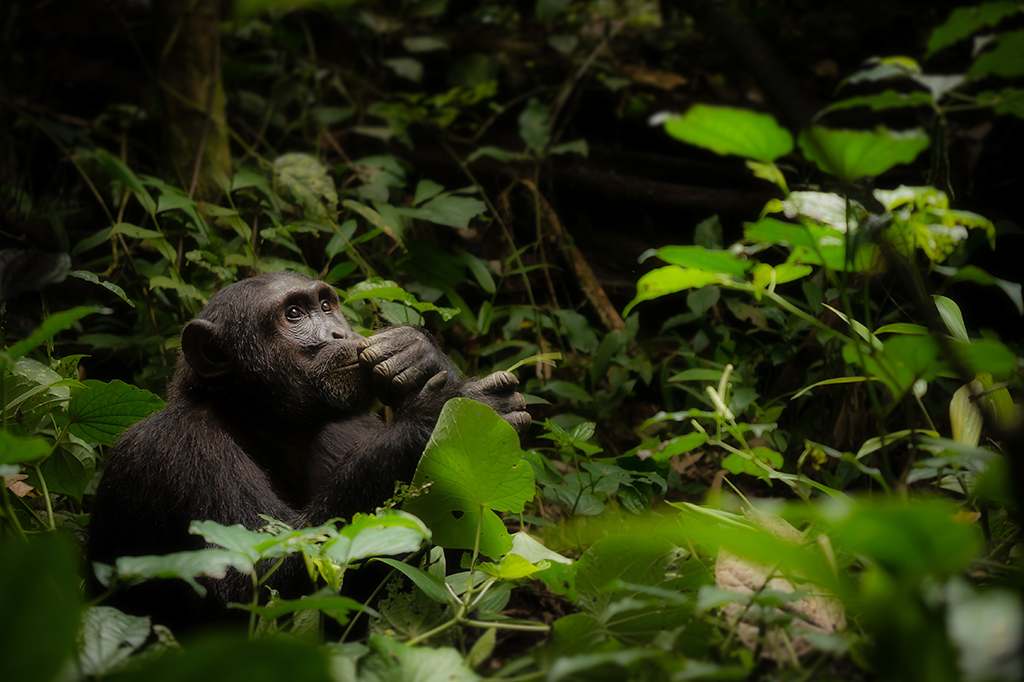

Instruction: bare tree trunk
[155,0,231,201]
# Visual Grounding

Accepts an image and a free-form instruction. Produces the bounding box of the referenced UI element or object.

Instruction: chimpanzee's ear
[181,319,231,378]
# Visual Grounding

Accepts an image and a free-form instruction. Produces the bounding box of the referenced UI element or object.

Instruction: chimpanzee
[87,271,530,629]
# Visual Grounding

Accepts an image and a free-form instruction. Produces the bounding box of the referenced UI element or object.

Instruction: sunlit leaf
[926,1,1019,57]
[798,127,930,182]
[661,104,793,162]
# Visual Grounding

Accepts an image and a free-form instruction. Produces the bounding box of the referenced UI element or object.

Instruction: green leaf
[4,306,104,366]
[0,535,82,682]
[115,550,254,597]
[655,245,753,277]
[77,607,152,677]
[968,29,1024,81]
[413,179,445,206]
[94,149,156,214]
[373,558,451,604]
[466,146,530,163]
[829,500,982,580]
[343,199,404,247]
[575,535,678,616]
[397,195,487,229]
[936,264,1023,315]
[59,380,164,446]
[821,90,934,115]
[549,139,589,157]
[361,635,479,682]
[478,553,546,579]
[624,267,728,316]
[323,512,430,565]
[798,126,930,182]
[241,595,369,625]
[0,431,50,465]
[933,295,969,343]
[384,57,423,83]
[404,399,534,558]
[661,104,794,162]
[68,271,134,307]
[926,2,1020,58]
[519,98,552,152]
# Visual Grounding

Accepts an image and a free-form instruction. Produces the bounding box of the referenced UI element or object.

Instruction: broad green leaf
[115,550,253,597]
[111,634,333,682]
[828,500,982,580]
[148,276,205,302]
[926,2,1019,57]
[59,380,164,446]
[519,98,552,152]
[413,179,445,206]
[404,398,534,558]
[776,191,860,232]
[396,195,487,229]
[953,338,1017,379]
[0,431,50,464]
[0,535,81,682]
[655,245,753,277]
[77,607,152,677]
[361,635,479,682]
[750,262,813,288]
[189,520,300,561]
[821,90,934,115]
[625,267,728,316]
[509,531,572,565]
[575,535,678,616]
[323,512,430,565]
[479,553,547,579]
[968,30,1024,81]
[798,127,930,182]
[661,104,793,162]
[30,435,95,500]
[933,295,969,342]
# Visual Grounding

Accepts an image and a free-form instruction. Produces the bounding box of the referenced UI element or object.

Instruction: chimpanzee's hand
[459,371,532,435]
[357,326,452,408]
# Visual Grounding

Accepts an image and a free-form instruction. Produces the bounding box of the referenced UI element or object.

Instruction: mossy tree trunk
[155,0,231,201]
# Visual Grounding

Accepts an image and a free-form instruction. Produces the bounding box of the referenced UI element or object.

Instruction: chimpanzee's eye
[321,300,332,313]
[285,305,303,320]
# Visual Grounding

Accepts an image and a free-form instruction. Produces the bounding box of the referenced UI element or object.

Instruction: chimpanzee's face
[182,272,373,421]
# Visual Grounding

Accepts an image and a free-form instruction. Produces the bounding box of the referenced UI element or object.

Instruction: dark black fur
[87,272,530,629]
